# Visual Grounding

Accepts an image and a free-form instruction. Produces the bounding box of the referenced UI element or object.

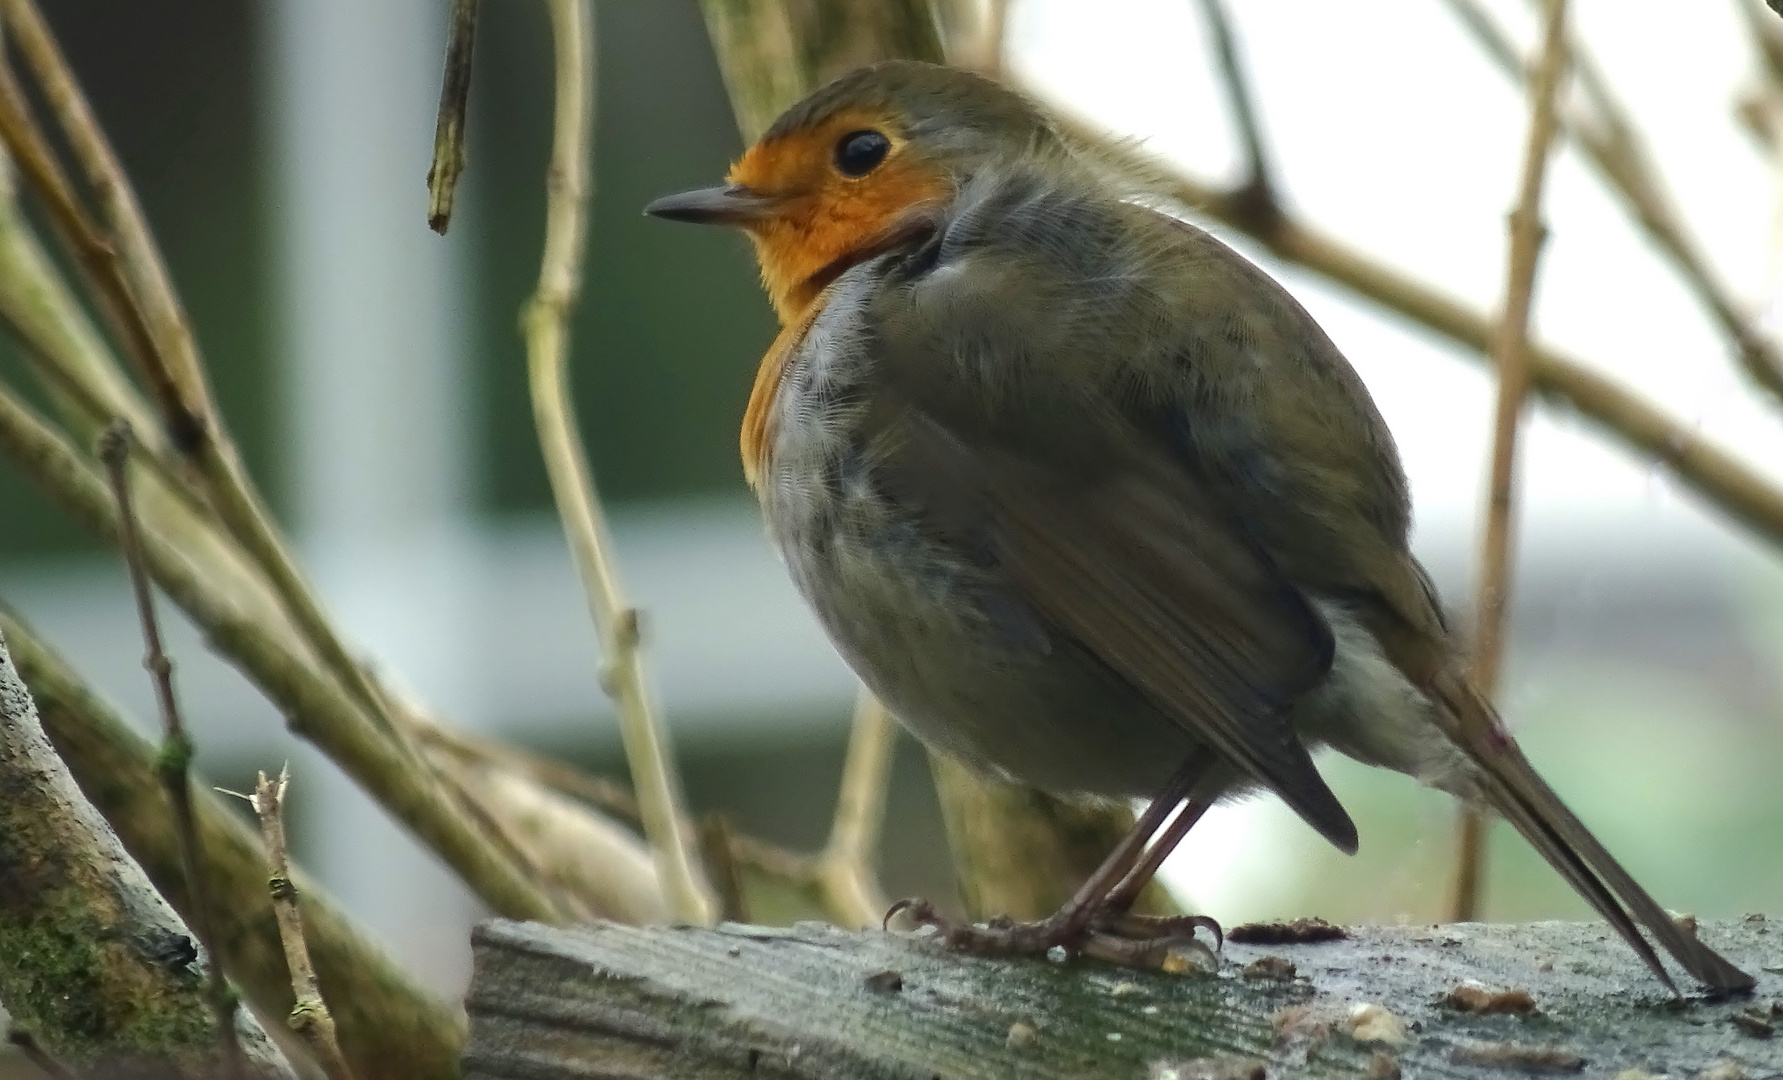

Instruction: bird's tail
[1429,670,1753,995]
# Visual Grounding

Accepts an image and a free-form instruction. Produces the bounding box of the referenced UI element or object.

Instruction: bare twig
[246,768,356,1080]
[427,0,481,233]
[0,60,199,446]
[1449,0,1572,924]
[0,0,216,426]
[407,714,642,822]
[1443,0,1783,406]
[0,94,565,925]
[1450,810,1489,923]
[97,421,244,1077]
[812,693,897,928]
[1044,103,1783,552]
[1744,90,1781,152]
[526,0,713,925]
[0,385,562,923]
[1195,0,1278,233]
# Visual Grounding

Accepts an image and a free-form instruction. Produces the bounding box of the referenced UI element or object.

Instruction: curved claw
[1092,911,1225,951]
[883,896,938,931]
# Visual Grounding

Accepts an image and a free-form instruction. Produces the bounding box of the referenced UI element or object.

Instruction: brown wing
[1133,203,1451,674]
[878,402,1359,853]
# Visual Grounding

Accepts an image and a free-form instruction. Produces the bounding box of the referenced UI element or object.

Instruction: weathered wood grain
[464,917,1782,1079]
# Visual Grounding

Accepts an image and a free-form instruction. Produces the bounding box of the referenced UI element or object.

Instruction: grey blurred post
[264,0,483,990]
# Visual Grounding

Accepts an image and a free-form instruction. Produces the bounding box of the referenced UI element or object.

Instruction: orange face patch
[728,108,950,324]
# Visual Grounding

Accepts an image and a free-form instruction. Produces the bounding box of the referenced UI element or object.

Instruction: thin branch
[97,421,244,1078]
[0,0,219,427]
[1473,0,1569,705]
[248,768,356,1080]
[1194,0,1278,232]
[525,0,713,925]
[1045,103,1783,553]
[0,118,594,929]
[427,0,480,233]
[812,692,897,928]
[408,717,642,823]
[0,384,563,923]
[0,58,199,446]
[1442,0,1783,406]
[1450,0,1571,924]
[1743,89,1780,152]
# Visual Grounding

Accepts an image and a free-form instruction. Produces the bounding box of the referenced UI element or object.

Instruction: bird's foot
[884,898,1222,974]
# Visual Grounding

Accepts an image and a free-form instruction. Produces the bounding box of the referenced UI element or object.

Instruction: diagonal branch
[1,0,426,774]
[4,606,467,1080]
[0,622,292,1078]
[0,383,563,923]
[0,0,216,426]
[1194,0,1279,234]
[1047,104,1783,552]
[98,422,244,1076]
[524,0,714,925]
[0,55,197,445]
[1443,0,1783,406]
[1743,0,1783,88]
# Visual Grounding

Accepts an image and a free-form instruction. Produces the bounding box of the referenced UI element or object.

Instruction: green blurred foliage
[472,0,776,511]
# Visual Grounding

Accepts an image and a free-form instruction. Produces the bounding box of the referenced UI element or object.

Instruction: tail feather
[1432,672,1753,995]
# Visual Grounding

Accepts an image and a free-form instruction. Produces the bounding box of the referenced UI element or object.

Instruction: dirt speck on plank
[1227,917,1347,945]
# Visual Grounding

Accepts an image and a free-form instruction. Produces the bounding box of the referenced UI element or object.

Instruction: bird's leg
[888,749,1221,967]
[1089,794,1223,948]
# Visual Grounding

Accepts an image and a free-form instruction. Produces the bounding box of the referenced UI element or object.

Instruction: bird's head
[646,60,1059,323]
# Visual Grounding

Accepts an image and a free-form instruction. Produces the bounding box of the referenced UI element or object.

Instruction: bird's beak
[644,184,785,226]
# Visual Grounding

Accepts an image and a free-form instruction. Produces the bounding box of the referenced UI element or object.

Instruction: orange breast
[741,288,830,490]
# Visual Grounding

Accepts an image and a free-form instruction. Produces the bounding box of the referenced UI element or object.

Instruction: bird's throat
[740,289,828,491]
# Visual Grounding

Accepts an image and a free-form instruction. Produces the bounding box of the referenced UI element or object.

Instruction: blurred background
[1,0,1780,1002]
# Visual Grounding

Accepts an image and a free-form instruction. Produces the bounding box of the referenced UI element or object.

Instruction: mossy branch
[0,623,293,1078]
[4,605,467,1080]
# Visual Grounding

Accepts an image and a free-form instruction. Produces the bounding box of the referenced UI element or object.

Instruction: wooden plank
[464,917,1782,1079]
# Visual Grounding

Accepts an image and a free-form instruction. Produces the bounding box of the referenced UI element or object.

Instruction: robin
[647,60,1751,992]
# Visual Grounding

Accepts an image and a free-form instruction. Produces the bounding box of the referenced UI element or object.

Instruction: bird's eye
[834,130,891,177]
